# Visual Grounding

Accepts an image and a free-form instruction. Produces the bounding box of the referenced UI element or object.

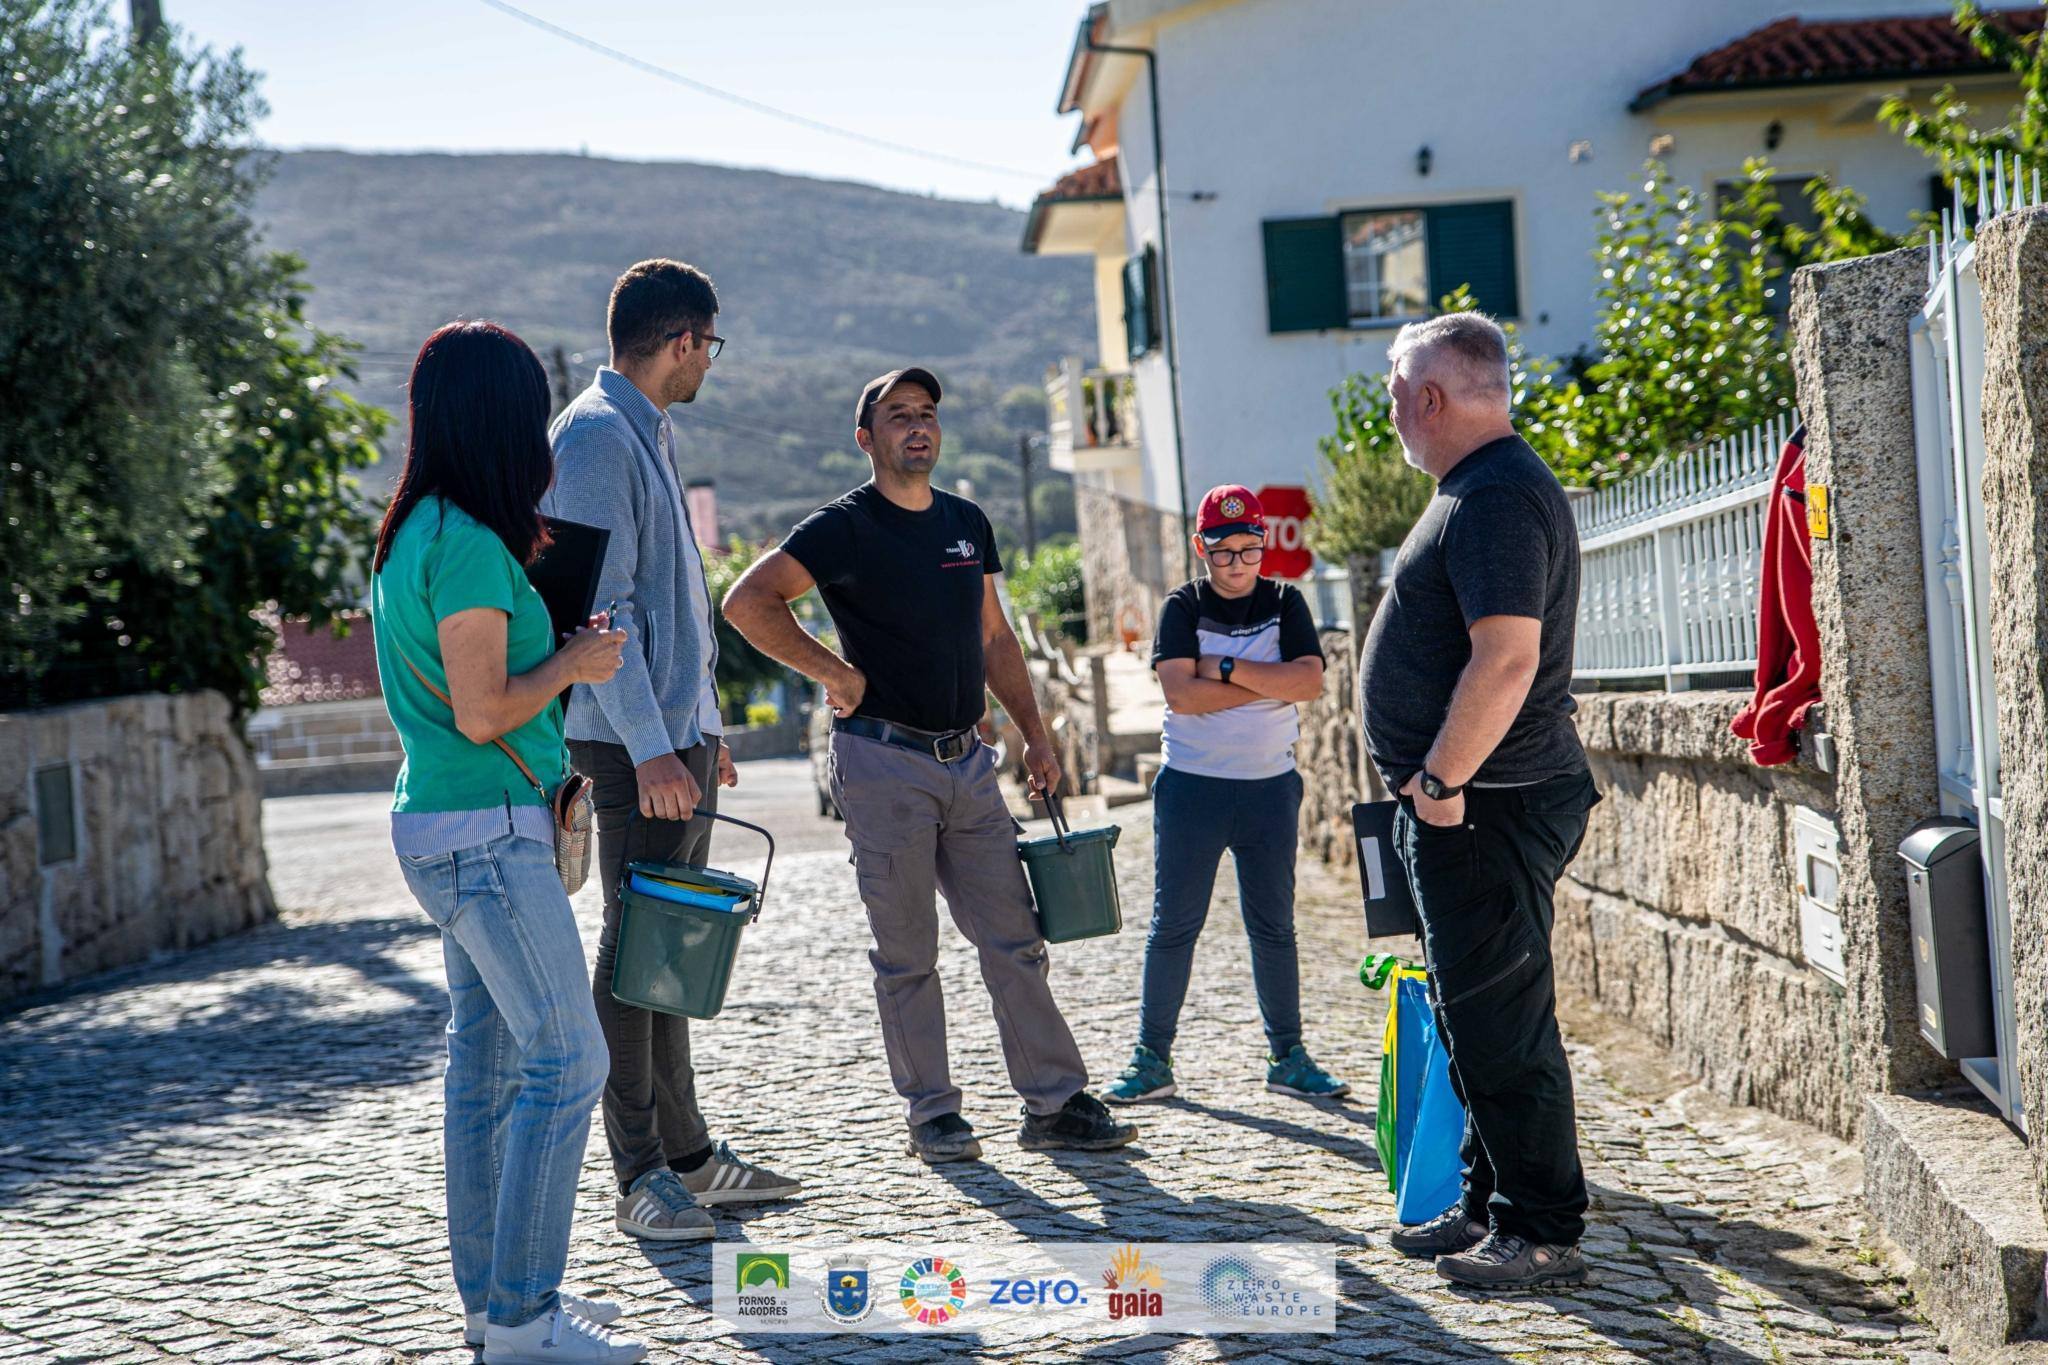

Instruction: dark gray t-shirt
[1359,435,1585,787]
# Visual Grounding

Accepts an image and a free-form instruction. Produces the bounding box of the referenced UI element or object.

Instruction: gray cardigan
[544,368,718,765]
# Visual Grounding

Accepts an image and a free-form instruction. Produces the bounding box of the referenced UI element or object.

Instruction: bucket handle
[1031,786,1073,854]
[626,808,775,918]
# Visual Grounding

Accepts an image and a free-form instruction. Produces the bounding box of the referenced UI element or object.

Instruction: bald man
[1358,312,1600,1290]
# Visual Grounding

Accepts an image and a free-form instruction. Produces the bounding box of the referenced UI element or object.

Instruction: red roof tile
[1633,8,2043,110]
[1021,158,1124,254]
[1040,158,1122,203]
[261,613,382,706]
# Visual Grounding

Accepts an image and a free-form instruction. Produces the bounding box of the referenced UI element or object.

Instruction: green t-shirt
[372,496,567,813]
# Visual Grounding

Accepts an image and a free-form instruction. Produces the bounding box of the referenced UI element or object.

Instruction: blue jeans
[1138,766,1305,1061]
[398,833,608,1330]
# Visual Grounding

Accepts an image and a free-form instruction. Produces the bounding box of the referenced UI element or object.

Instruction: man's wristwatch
[1218,656,1235,685]
[1418,769,1464,801]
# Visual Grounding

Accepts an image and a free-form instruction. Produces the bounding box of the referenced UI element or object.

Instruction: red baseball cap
[1196,484,1265,544]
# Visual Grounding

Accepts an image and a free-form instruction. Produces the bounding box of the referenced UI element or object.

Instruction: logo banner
[712,1241,1337,1335]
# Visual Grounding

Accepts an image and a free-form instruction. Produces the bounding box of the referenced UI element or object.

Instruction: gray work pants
[828,730,1088,1126]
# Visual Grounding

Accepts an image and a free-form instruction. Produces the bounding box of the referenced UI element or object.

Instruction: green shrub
[1009,540,1086,642]
[745,701,781,727]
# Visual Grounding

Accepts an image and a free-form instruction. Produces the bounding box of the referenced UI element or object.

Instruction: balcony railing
[1045,356,1141,473]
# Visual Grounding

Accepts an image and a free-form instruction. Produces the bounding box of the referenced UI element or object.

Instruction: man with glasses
[546,258,799,1245]
[1104,485,1349,1107]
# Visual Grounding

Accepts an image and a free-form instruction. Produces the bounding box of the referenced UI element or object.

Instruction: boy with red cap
[1105,485,1349,1104]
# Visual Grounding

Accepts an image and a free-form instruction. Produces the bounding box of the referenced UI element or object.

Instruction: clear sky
[166,0,1092,208]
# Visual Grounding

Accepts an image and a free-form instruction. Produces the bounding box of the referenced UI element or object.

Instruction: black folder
[1352,801,1420,940]
[526,517,611,702]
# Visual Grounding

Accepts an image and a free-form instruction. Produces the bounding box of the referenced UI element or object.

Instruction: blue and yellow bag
[1360,954,1467,1224]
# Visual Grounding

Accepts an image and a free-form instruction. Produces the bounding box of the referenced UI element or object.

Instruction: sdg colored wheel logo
[899,1256,968,1325]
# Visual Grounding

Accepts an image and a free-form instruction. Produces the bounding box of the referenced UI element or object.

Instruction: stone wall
[247,698,402,796]
[1792,247,1956,1111]
[1974,206,2048,1217]
[1,692,272,1004]
[1074,479,1186,645]
[1295,628,1372,866]
[1558,691,1861,1137]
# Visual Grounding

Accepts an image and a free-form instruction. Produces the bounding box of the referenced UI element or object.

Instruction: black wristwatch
[1218,656,1236,685]
[1419,769,1464,801]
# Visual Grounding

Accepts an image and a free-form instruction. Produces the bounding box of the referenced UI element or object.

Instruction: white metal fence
[1570,413,1793,688]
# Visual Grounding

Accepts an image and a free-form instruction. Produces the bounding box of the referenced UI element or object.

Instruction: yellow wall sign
[1808,485,1831,540]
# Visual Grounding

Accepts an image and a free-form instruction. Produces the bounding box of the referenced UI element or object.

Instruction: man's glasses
[664,328,725,360]
[1208,545,1264,566]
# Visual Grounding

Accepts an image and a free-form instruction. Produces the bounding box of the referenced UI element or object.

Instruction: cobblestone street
[2,762,1943,1363]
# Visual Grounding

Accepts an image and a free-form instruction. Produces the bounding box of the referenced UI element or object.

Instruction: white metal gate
[1910,157,2038,1124]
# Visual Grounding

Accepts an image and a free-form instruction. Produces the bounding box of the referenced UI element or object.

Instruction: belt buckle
[935,730,973,764]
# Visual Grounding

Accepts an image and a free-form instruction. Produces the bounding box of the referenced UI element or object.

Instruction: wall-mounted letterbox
[1795,806,1845,988]
[1899,818,1996,1061]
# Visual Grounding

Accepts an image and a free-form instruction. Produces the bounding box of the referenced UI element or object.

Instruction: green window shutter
[1123,248,1158,359]
[1426,200,1519,319]
[1262,216,1345,333]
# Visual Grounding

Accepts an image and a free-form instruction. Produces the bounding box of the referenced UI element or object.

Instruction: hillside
[251,150,1095,545]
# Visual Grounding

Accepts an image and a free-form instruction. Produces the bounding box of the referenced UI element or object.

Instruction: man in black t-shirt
[724,366,1135,1165]
[1358,313,1601,1291]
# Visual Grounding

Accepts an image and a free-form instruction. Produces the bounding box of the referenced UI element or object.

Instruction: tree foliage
[702,537,793,721]
[1881,1,2048,206]
[1007,538,1086,643]
[2,1,385,711]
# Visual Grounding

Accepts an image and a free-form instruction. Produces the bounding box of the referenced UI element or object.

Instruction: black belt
[833,715,978,764]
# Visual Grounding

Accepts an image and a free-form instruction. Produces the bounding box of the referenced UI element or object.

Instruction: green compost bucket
[1017,792,1123,944]
[611,811,775,1020]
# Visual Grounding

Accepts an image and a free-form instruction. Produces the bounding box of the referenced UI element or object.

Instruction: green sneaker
[1104,1045,1176,1104]
[1266,1044,1351,1099]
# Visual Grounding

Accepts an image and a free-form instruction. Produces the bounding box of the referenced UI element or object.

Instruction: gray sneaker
[1435,1233,1587,1289]
[677,1141,802,1206]
[614,1167,715,1242]
[906,1113,983,1164]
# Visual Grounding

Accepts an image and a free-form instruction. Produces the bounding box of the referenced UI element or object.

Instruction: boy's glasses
[1208,546,1264,566]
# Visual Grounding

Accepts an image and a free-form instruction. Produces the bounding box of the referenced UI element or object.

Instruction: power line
[473,0,1052,185]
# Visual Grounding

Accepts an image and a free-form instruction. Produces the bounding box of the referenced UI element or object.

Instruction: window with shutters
[1123,246,1160,359]
[1263,200,1517,334]
[1341,210,1429,324]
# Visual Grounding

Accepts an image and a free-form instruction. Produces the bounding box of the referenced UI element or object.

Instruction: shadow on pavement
[0,912,447,1209]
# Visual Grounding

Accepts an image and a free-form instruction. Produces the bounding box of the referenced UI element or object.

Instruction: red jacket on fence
[1730,426,1819,766]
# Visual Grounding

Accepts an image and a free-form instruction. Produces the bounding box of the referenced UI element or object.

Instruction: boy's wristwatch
[1218,656,1235,684]
[1419,769,1464,801]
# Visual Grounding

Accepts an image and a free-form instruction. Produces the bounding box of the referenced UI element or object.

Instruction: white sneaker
[482,1306,644,1364]
[465,1294,623,1348]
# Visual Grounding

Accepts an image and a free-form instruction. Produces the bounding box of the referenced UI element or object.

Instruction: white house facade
[1023,0,2029,640]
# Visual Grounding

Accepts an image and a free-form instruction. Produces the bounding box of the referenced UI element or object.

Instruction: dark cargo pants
[1395,768,1600,1246]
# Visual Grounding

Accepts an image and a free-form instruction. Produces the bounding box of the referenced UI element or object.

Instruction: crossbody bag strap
[393,641,548,800]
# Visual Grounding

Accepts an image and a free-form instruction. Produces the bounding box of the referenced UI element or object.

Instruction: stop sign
[1256,485,1314,579]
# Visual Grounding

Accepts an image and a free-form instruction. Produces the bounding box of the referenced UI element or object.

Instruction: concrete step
[1864,1090,2048,1352]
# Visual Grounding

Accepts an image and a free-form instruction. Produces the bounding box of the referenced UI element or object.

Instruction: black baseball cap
[855,366,943,430]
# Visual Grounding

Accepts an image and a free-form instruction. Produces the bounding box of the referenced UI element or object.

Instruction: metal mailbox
[1899,818,1996,1061]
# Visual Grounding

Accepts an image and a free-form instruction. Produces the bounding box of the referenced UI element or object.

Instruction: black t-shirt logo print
[947,539,975,560]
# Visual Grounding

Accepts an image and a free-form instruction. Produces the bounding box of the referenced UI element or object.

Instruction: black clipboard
[1353,801,1420,940]
[526,517,611,703]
